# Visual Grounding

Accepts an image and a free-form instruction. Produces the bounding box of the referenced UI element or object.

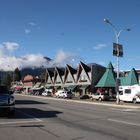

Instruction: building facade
[44,62,106,94]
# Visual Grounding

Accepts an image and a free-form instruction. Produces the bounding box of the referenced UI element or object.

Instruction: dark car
[0,86,15,116]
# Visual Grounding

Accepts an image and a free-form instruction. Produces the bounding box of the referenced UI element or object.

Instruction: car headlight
[8,96,15,105]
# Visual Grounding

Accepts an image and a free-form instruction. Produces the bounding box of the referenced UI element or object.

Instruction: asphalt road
[0,95,140,140]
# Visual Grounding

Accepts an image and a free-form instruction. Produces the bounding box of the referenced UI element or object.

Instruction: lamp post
[104,18,131,104]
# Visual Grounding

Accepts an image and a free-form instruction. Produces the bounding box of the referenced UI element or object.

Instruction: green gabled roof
[95,62,116,87]
[120,68,138,86]
[107,61,114,70]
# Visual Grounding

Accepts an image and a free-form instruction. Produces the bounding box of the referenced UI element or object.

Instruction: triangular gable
[120,68,138,86]
[77,62,91,84]
[80,61,91,72]
[64,64,77,84]
[95,62,116,87]
[54,67,65,85]
[46,68,55,84]
[47,75,53,84]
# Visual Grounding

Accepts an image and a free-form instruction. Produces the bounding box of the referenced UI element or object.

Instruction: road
[0,94,140,140]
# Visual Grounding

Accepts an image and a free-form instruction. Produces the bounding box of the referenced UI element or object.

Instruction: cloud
[25,22,40,34]
[0,42,19,57]
[0,42,82,71]
[25,29,31,34]
[0,42,51,71]
[3,42,19,52]
[51,49,76,65]
[93,43,107,50]
[29,22,36,26]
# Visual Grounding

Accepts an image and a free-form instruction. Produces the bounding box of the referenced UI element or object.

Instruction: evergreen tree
[3,74,12,88]
[14,68,21,81]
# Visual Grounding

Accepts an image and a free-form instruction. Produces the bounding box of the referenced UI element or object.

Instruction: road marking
[17,109,43,122]
[110,108,138,112]
[108,118,140,127]
[0,110,43,125]
[0,120,42,125]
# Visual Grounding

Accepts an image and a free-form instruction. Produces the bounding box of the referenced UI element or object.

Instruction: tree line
[2,68,21,88]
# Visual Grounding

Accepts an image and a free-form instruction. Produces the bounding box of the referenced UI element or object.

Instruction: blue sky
[0,0,140,71]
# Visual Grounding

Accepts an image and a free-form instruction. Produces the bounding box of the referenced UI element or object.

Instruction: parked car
[90,92,110,101]
[80,94,90,99]
[41,89,52,96]
[0,86,15,116]
[56,90,74,99]
[55,90,64,97]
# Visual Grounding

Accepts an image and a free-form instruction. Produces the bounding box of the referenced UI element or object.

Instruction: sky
[0,0,140,71]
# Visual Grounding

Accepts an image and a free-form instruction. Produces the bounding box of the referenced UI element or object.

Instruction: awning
[78,85,90,90]
[31,86,44,90]
[34,82,41,88]
[63,85,77,91]
[15,86,23,90]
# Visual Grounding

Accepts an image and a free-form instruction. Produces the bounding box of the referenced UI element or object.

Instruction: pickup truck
[0,85,15,116]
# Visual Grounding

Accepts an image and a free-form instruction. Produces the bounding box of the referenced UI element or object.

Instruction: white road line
[16,109,43,122]
[108,118,140,127]
[0,120,42,125]
[0,110,43,125]
[110,108,138,112]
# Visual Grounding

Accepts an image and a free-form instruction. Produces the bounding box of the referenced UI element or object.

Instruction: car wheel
[98,97,102,101]
[133,98,137,104]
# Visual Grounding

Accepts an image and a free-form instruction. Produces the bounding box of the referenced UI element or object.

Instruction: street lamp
[104,18,131,104]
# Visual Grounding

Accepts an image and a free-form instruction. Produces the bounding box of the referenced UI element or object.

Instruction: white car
[90,92,110,101]
[42,89,52,96]
[55,90,74,99]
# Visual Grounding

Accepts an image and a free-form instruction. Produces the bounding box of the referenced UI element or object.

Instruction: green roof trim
[120,68,138,86]
[95,62,116,87]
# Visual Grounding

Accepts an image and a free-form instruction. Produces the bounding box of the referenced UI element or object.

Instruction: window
[119,91,123,95]
[79,75,87,82]
[124,89,131,94]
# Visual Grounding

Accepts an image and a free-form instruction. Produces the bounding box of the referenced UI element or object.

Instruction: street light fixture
[104,18,131,104]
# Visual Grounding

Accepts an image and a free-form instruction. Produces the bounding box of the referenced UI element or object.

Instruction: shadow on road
[14,108,62,119]
[6,99,63,119]
[15,100,47,105]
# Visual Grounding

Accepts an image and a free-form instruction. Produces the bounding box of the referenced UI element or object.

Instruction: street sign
[113,43,123,57]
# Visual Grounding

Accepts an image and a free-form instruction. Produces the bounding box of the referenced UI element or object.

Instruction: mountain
[20,67,46,78]
[0,56,52,82]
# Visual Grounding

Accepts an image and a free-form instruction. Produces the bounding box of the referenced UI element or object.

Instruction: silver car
[0,86,15,116]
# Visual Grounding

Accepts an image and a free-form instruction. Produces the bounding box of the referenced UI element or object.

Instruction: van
[118,85,140,103]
